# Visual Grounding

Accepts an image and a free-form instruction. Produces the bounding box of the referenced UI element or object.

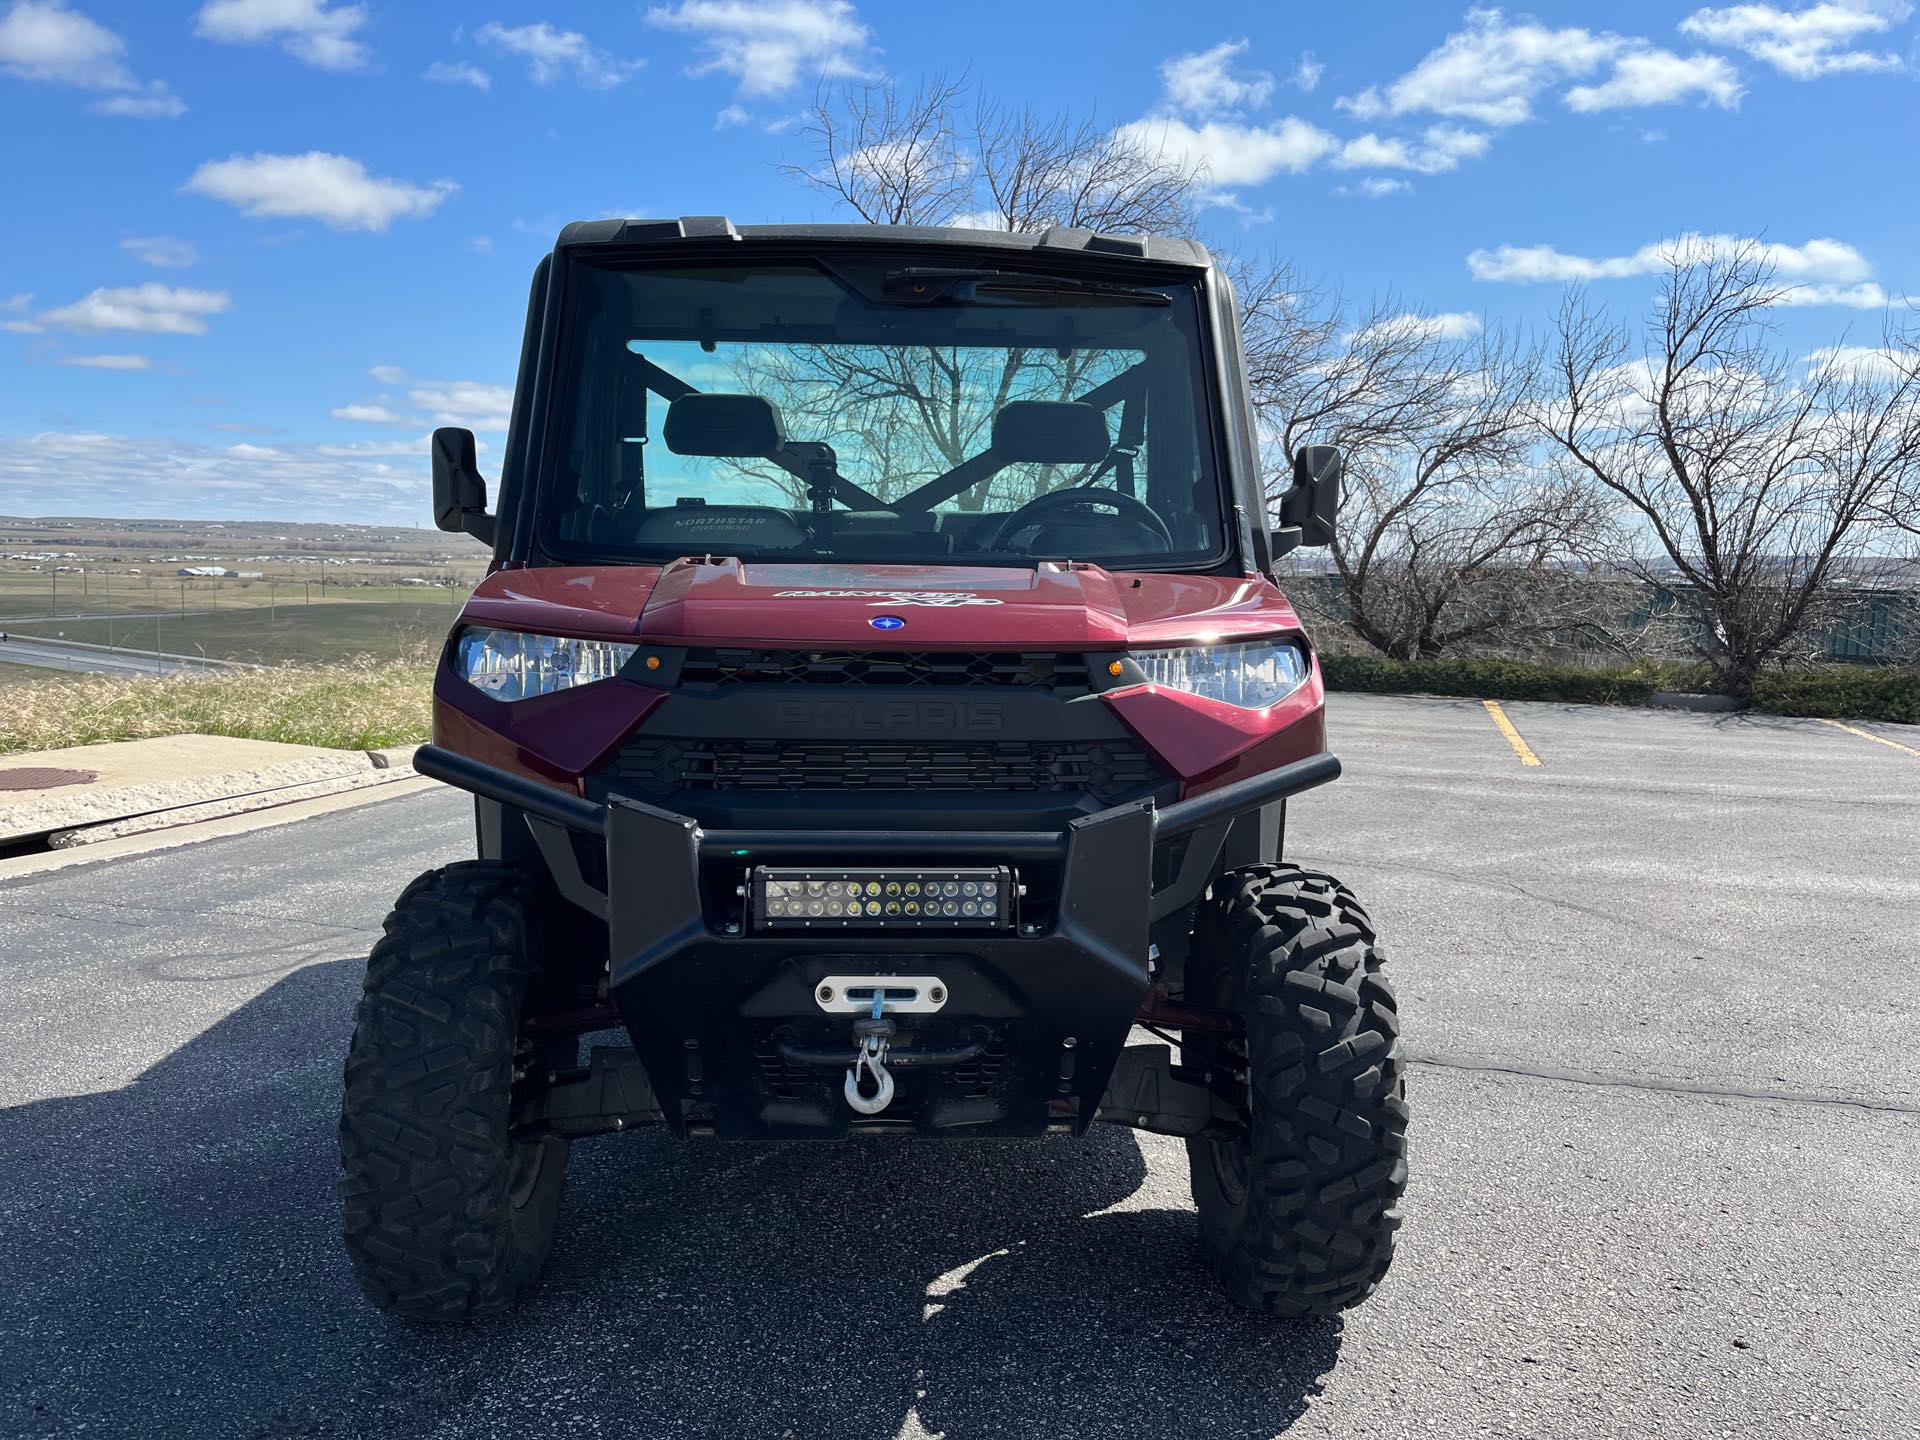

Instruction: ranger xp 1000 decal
[771,590,1005,607]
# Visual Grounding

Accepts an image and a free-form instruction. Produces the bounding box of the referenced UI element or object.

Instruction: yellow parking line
[1482,699,1542,766]
[1816,717,1920,759]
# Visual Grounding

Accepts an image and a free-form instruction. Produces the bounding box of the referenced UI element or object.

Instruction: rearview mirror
[432,427,495,545]
[1277,444,1341,549]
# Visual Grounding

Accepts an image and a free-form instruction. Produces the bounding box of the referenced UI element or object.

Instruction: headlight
[456,627,638,701]
[1131,638,1311,710]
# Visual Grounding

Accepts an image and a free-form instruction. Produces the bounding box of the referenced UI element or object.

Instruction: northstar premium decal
[771,590,1005,607]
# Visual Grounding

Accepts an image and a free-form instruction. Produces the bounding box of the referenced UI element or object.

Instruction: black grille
[610,738,1158,801]
[680,648,1092,692]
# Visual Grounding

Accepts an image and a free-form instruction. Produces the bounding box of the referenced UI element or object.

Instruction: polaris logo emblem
[870,615,906,630]
[772,589,1005,607]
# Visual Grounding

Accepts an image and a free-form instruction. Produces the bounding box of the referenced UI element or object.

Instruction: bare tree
[786,74,1201,235]
[1541,243,1920,694]
[971,99,1196,236]
[782,74,972,227]
[1242,265,1604,659]
[1862,328,1920,543]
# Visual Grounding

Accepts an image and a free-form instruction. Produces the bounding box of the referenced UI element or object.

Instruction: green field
[4,596,462,665]
[0,570,466,615]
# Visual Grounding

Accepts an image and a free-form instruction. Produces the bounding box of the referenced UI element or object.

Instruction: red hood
[463,559,1306,648]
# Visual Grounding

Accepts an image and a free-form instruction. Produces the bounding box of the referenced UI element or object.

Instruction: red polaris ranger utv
[339,217,1406,1322]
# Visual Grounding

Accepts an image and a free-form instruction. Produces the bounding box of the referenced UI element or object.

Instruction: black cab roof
[554,215,1216,271]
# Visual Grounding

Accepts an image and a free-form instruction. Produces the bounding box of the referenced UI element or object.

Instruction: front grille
[681,648,1092,692]
[609,738,1158,801]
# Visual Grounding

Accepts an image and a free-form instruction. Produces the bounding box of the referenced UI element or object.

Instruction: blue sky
[1,0,1915,524]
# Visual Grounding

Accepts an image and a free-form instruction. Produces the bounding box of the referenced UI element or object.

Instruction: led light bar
[750,867,1014,930]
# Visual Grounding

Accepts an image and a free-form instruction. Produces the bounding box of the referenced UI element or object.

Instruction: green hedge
[1752,668,1920,725]
[1320,654,1666,705]
[1321,653,1920,725]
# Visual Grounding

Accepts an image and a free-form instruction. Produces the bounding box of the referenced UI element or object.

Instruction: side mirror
[432,427,495,545]
[1277,444,1341,549]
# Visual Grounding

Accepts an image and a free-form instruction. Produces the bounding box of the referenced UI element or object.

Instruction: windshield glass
[540,258,1228,569]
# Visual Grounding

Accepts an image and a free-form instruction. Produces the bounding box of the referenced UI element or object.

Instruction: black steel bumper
[412,744,1339,1141]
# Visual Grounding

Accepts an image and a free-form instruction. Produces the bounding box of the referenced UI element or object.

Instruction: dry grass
[0,657,434,755]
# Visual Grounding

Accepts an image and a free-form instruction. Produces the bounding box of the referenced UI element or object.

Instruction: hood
[462,558,1305,648]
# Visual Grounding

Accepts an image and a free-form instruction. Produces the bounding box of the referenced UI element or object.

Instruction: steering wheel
[986,486,1175,553]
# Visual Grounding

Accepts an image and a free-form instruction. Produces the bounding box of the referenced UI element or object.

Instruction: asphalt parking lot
[1,692,1916,1439]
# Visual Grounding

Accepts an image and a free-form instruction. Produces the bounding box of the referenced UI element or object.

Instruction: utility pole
[106,571,113,652]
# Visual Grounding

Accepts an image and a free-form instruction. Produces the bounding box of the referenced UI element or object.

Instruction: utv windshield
[540,257,1230,569]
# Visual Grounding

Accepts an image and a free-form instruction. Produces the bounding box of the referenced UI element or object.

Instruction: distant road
[0,635,221,678]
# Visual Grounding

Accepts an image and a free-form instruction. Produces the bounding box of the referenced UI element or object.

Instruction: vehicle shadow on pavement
[0,961,1341,1440]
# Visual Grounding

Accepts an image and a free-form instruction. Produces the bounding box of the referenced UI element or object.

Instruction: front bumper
[412,744,1339,1141]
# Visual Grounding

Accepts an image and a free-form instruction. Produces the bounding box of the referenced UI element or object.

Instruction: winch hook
[844,1035,894,1114]
[843,992,896,1115]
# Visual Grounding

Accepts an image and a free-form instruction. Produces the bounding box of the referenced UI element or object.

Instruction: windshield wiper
[880,267,1170,307]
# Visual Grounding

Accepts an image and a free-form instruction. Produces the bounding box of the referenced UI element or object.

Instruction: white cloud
[330,402,404,424]
[1396,311,1485,342]
[713,101,749,128]
[1337,177,1413,199]
[120,234,198,268]
[38,283,232,335]
[58,352,152,369]
[0,1,182,114]
[1338,9,1628,125]
[646,0,873,98]
[408,379,514,431]
[1292,52,1325,93]
[0,430,432,523]
[0,0,131,87]
[184,152,457,232]
[368,364,407,385]
[193,0,371,72]
[315,434,439,459]
[423,59,489,90]
[476,21,640,90]
[1467,233,1891,306]
[1115,115,1339,186]
[1337,8,1743,127]
[1805,343,1913,379]
[0,292,36,333]
[1563,49,1745,110]
[1334,124,1490,173]
[1159,39,1275,115]
[89,80,185,117]
[1681,1,1912,79]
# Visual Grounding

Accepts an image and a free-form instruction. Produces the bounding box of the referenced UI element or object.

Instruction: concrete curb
[1,736,421,848]
[1648,691,1739,712]
[0,774,439,880]
[48,767,418,847]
